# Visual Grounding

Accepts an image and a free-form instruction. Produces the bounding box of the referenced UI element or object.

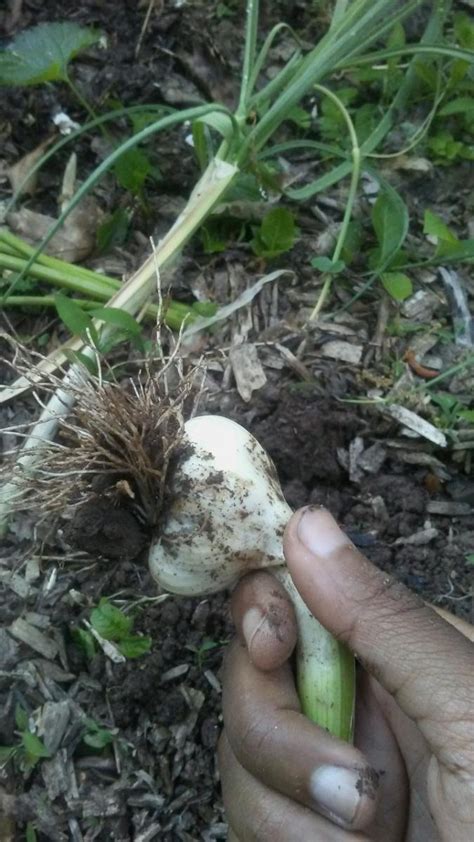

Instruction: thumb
[284,506,473,766]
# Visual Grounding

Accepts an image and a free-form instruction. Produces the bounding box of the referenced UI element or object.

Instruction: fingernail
[242,607,265,652]
[309,765,365,828]
[297,507,350,557]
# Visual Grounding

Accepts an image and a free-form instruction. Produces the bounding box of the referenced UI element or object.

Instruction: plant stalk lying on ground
[0,230,193,329]
[2,0,469,492]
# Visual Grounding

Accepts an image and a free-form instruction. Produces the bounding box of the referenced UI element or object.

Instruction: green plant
[251,207,298,258]
[0,22,102,121]
[82,717,116,750]
[423,12,474,165]
[0,229,198,333]
[26,823,37,842]
[430,392,474,432]
[89,597,152,659]
[0,704,50,774]
[186,636,227,669]
[0,22,100,88]
[4,0,472,323]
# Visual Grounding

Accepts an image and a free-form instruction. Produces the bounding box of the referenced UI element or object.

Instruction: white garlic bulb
[149,415,291,594]
[148,414,354,739]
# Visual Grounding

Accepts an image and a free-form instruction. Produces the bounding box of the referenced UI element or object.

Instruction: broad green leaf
[429,239,474,263]
[341,220,363,264]
[83,730,113,749]
[198,637,220,655]
[465,553,474,565]
[114,148,153,194]
[428,132,473,164]
[423,210,458,244]
[354,103,379,144]
[21,731,50,760]
[253,207,297,258]
[55,294,96,340]
[381,271,412,301]
[222,172,263,204]
[129,107,171,135]
[117,635,152,659]
[201,223,227,254]
[439,97,474,117]
[15,703,29,731]
[311,256,345,274]
[0,22,101,86]
[371,187,409,270]
[90,307,142,337]
[430,393,458,413]
[90,599,133,642]
[387,21,405,50]
[197,637,221,666]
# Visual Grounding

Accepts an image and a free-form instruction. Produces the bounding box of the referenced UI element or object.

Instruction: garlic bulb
[149,415,291,594]
[149,414,354,740]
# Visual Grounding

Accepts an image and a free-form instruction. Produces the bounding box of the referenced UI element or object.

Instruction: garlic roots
[149,415,355,740]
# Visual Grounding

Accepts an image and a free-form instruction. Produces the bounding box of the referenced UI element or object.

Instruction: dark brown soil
[226,388,473,612]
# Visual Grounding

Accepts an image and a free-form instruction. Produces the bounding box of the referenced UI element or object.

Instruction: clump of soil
[243,388,471,614]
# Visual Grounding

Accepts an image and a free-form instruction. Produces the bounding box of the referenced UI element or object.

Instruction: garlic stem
[274,566,355,742]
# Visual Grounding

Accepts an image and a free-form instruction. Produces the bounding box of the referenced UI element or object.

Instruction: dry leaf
[383,403,447,447]
[183,269,293,338]
[385,155,432,173]
[7,135,55,197]
[7,196,99,262]
[319,340,363,364]
[229,343,267,402]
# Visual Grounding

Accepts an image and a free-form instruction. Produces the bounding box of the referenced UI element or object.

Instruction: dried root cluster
[3,352,199,559]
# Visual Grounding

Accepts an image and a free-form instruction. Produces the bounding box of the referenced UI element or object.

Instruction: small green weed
[186,636,227,669]
[251,207,298,259]
[82,717,116,749]
[0,703,50,775]
[73,598,152,660]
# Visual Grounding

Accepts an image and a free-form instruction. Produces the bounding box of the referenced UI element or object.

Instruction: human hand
[219,506,474,841]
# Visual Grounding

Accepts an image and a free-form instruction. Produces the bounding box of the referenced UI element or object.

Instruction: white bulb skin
[148,415,292,595]
[148,414,355,741]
